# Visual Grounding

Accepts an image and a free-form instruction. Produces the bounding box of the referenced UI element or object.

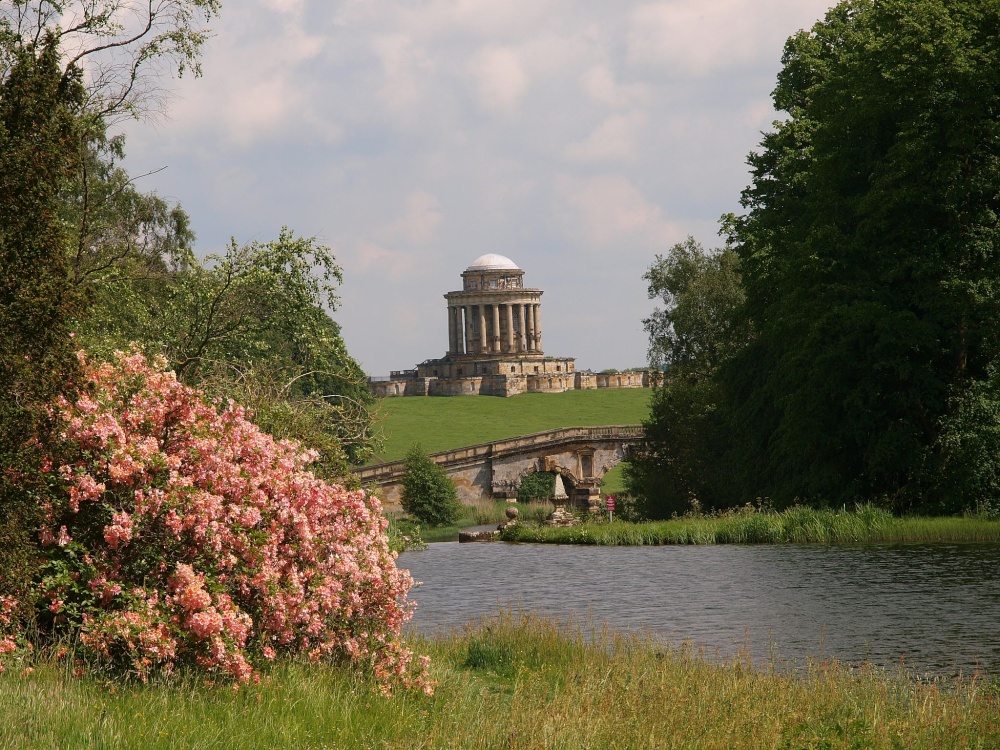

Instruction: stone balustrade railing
[356,425,645,486]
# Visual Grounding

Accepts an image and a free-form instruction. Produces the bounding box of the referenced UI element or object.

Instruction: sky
[119,0,836,376]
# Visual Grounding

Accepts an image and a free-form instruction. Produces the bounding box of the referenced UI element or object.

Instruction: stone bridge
[356,425,644,510]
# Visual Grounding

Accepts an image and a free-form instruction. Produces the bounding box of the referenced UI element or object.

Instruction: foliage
[0,0,222,120]
[721,0,1000,511]
[501,505,1000,546]
[62,125,195,296]
[642,236,746,376]
[628,238,744,517]
[516,471,554,502]
[77,228,379,469]
[0,351,430,691]
[0,36,85,625]
[401,445,459,528]
[385,517,427,553]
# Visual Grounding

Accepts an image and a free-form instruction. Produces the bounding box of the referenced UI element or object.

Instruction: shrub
[517,471,555,502]
[401,444,459,527]
[0,351,430,691]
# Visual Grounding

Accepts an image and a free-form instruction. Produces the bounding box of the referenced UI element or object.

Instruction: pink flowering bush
[14,350,430,690]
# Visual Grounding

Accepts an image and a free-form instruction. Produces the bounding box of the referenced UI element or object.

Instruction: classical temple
[370,254,651,397]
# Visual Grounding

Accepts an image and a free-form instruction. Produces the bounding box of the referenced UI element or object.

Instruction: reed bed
[502,506,1000,546]
[2,611,997,749]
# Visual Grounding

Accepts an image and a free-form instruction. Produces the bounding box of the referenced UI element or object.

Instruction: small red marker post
[606,495,616,523]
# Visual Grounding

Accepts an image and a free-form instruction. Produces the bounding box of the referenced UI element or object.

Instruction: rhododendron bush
[2,351,430,690]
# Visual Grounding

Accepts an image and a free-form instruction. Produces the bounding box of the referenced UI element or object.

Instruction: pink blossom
[55,526,71,547]
[28,351,429,692]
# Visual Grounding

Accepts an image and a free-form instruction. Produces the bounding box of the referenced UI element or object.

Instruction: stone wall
[358,425,643,509]
[369,377,433,398]
[428,377,484,396]
[371,368,653,398]
[595,372,647,389]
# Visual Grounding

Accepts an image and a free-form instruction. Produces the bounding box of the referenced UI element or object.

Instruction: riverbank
[500,505,1000,545]
[390,499,557,545]
[3,612,996,749]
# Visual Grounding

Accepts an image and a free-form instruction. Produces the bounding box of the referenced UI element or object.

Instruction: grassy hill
[369,388,651,464]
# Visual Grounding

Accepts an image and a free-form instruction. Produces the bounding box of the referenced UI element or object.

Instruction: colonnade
[447,302,542,355]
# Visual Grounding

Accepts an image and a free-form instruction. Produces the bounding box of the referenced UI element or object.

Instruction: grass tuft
[3,611,999,748]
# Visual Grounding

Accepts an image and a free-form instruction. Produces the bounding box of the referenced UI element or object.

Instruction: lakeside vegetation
[501,506,1000,546]
[3,612,998,750]
[391,499,557,544]
[371,388,650,463]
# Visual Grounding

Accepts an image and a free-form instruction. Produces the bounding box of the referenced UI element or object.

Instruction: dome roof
[465,253,521,272]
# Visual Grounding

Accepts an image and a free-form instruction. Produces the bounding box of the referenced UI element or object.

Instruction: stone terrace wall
[370,370,654,398]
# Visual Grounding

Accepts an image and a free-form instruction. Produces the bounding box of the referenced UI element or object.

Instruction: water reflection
[398,542,1000,675]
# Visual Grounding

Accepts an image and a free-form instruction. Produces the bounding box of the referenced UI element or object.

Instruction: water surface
[399,542,1000,675]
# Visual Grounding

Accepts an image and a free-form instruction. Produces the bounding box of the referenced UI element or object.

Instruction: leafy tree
[0,36,86,618]
[723,0,1000,511]
[642,236,746,377]
[76,228,379,470]
[1,0,221,120]
[517,471,555,502]
[62,126,195,295]
[628,238,745,517]
[401,444,460,527]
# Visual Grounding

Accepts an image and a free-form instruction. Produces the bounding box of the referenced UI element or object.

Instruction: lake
[398,541,1000,675]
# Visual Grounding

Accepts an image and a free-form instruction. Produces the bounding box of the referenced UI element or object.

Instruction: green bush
[517,471,555,502]
[401,444,460,527]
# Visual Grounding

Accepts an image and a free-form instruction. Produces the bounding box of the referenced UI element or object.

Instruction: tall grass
[3,612,998,749]
[503,505,1000,545]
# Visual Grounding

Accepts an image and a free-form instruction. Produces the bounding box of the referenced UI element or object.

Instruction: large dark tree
[723,0,1000,511]
[0,37,85,612]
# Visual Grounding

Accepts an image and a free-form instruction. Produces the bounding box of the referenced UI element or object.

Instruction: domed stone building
[370,254,650,398]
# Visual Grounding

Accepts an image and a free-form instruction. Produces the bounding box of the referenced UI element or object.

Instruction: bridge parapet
[357,425,644,507]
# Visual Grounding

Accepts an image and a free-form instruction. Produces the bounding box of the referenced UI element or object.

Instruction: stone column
[478,305,488,353]
[533,304,542,351]
[517,302,528,352]
[448,306,457,354]
[505,304,514,353]
[491,304,501,353]
[526,303,536,352]
[464,305,474,354]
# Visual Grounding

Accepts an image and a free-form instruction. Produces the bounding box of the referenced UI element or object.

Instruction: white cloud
[119,0,839,373]
[383,191,444,245]
[556,176,683,250]
[580,65,648,109]
[564,111,647,162]
[467,46,529,113]
[372,34,431,114]
[260,0,305,14]
[627,0,833,75]
[400,0,567,40]
[349,240,422,283]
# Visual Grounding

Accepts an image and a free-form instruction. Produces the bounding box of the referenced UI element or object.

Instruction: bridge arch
[357,425,643,511]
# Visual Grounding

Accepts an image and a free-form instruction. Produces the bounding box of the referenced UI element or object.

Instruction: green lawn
[369,388,651,464]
